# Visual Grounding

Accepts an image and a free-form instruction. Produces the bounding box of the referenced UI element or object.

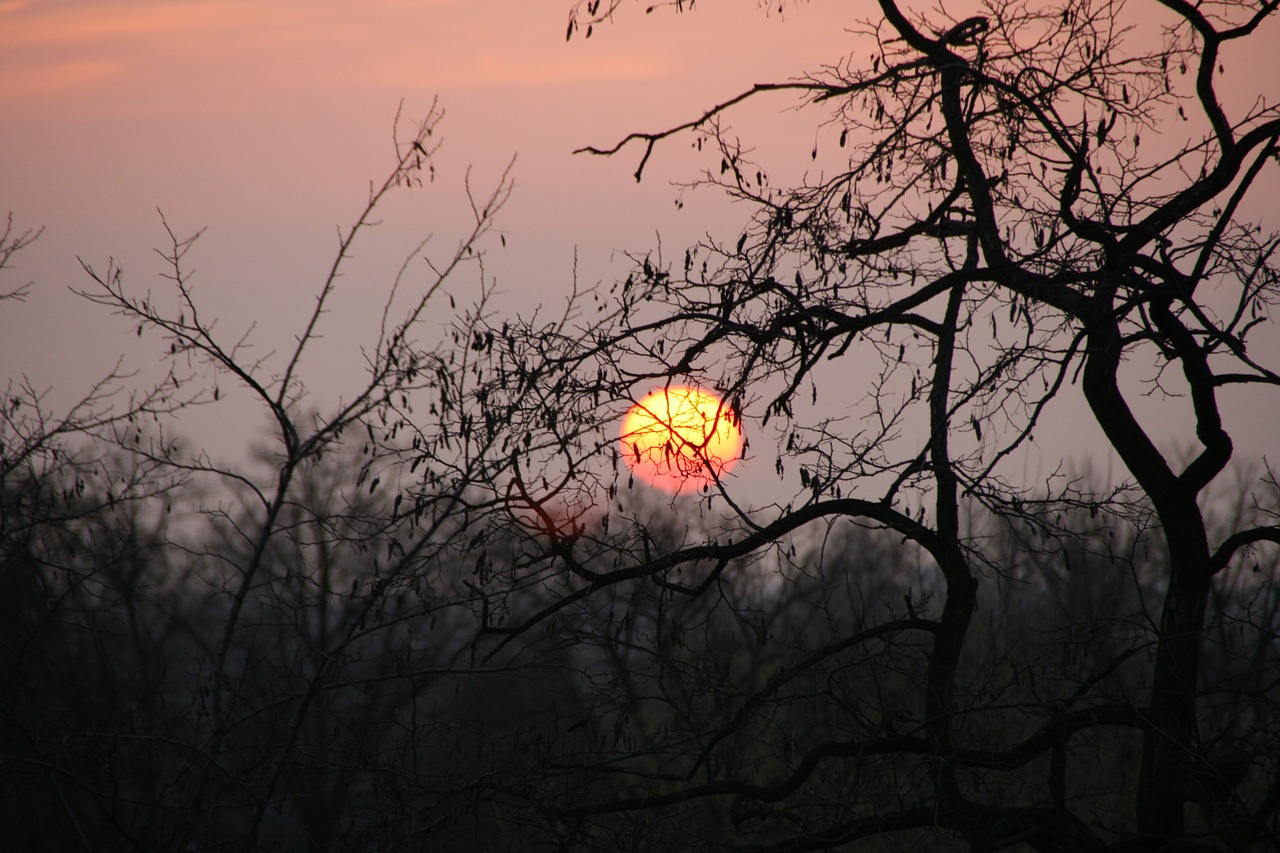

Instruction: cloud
[364,50,665,90]
[0,0,465,50]
[0,58,122,99]
[0,1,254,47]
[0,0,673,118]
[0,1,331,113]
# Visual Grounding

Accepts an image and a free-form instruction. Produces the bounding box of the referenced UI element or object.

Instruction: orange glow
[620,387,743,492]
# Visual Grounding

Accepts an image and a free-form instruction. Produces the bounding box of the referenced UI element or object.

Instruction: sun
[619,386,744,492]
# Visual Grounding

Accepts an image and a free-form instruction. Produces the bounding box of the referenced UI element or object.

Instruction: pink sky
[2,0,1277,500]
[0,0,861,474]
[0,1,853,353]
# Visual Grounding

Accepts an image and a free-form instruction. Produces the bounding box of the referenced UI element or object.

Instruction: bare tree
[450,0,1280,848]
[1,218,194,851]
[0,103,553,850]
[7,1,1280,848]
[0,214,42,303]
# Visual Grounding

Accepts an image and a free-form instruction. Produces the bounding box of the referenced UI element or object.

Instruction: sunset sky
[2,0,1277,499]
[1,1,854,460]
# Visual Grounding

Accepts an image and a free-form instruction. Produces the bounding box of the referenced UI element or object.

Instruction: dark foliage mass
[3,1,1280,850]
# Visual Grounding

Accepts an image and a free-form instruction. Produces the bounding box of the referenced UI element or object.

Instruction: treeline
[3,435,1276,850]
[7,0,1280,844]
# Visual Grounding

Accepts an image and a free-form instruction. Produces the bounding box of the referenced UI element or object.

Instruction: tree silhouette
[460,0,1280,848]
[4,2,1279,849]
[3,104,531,850]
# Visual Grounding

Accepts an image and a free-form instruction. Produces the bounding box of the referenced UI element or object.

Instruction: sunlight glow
[620,386,743,492]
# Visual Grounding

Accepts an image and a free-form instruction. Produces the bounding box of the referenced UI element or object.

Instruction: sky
[2,0,1278,506]
[0,1,854,453]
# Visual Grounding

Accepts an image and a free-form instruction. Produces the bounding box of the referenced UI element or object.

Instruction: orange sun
[619,386,744,492]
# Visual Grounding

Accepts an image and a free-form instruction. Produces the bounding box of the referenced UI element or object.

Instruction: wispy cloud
[0,58,122,98]
[0,1,265,47]
[364,50,665,90]
[0,0,675,118]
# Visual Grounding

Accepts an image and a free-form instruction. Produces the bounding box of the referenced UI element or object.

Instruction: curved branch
[1208,525,1280,575]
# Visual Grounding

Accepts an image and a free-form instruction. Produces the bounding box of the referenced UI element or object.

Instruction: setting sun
[619,386,744,492]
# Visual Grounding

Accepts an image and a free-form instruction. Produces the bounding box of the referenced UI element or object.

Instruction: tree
[453,0,1280,848]
[5,2,1279,849]
[1,217,193,851]
[3,103,534,850]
